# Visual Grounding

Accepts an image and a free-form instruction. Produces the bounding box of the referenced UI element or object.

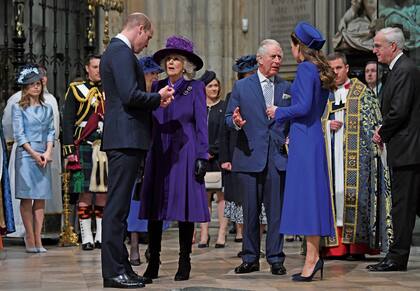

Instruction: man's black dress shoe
[103,273,145,288]
[94,241,101,249]
[367,258,407,272]
[270,262,286,275]
[127,270,152,284]
[234,262,260,274]
[82,242,94,251]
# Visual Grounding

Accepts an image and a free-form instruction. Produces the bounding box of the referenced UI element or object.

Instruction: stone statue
[333,0,377,52]
[379,0,419,50]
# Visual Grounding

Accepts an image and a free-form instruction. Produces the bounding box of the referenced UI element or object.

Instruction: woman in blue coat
[139,35,210,282]
[267,22,336,281]
[12,65,55,253]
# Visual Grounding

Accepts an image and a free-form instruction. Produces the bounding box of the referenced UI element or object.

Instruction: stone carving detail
[333,0,377,52]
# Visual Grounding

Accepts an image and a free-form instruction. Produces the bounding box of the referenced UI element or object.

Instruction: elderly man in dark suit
[370,27,420,272]
[100,12,173,288]
[225,39,290,275]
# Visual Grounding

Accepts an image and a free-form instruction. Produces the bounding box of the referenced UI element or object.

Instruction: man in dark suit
[100,13,173,288]
[226,39,290,275]
[370,27,420,272]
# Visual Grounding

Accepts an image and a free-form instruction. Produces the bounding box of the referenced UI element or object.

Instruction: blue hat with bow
[16,64,43,85]
[139,56,164,74]
[294,21,326,50]
[232,54,258,73]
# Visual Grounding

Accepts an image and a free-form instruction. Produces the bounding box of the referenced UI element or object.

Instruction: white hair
[160,54,196,80]
[379,27,405,50]
[256,39,283,59]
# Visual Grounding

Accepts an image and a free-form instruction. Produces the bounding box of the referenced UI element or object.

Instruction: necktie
[263,79,274,107]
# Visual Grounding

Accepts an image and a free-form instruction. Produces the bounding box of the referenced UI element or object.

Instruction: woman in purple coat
[139,35,210,282]
[267,22,336,281]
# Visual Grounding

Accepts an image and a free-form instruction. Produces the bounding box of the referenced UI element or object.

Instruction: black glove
[194,159,208,183]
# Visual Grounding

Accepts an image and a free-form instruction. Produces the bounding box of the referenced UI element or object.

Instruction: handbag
[204,171,222,190]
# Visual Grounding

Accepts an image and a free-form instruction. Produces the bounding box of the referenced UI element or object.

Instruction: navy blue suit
[226,72,290,265]
[100,37,162,278]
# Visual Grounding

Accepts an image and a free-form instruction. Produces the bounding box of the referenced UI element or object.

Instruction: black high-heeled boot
[174,254,191,281]
[143,220,163,280]
[174,221,194,281]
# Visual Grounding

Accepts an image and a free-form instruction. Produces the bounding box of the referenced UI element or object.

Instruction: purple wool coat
[139,77,210,222]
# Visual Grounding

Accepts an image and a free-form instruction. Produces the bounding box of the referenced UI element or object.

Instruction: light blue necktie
[263,79,274,107]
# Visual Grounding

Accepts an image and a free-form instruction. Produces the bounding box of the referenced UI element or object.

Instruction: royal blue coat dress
[275,61,334,236]
[139,78,210,223]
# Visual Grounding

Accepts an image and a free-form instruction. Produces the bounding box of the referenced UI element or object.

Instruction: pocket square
[282,93,291,100]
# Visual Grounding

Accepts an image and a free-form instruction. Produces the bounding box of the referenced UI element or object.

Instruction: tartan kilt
[69,142,107,194]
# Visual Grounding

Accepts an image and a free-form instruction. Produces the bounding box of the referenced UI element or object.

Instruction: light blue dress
[12,103,55,200]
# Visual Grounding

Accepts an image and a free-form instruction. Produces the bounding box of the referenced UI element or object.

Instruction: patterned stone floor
[1,228,420,291]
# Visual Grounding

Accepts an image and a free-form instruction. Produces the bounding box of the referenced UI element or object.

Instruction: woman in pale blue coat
[12,65,55,253]
[267,22,336,281]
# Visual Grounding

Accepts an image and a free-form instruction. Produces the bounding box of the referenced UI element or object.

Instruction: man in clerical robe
[322,52,393,259]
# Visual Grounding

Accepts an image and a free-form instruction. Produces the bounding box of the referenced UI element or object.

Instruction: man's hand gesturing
[233,107,246,128]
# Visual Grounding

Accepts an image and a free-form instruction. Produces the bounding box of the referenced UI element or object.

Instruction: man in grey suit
[370,27,420,272]
[100,13,173,288]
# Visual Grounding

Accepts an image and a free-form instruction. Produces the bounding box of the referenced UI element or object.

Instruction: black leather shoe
[82,242,94,251]
[270,262,286,275]
[234,261,260,274]
[367,258,407,272]
[127,270,152,284]
[95,241,101,249]
[103,273,145,288]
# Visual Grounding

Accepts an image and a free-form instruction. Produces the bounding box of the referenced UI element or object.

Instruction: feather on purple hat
[153,35,203,71]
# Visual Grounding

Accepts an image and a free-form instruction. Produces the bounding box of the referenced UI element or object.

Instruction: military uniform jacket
[62,80,104,156]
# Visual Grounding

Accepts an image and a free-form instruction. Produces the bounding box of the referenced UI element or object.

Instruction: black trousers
[101,149,146,278]
[387,164,420,266]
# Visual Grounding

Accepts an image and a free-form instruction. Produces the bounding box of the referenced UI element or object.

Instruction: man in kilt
[63,55,107,250]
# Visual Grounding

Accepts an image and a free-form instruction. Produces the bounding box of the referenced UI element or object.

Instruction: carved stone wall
[123,0,344,91]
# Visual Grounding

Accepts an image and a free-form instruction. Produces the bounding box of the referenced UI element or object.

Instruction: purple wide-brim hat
[153,35,203,71]
[294,21,325,50]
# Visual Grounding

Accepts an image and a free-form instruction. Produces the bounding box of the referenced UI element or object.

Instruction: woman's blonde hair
[18,82,45,109]
[291,32,337,91]
[160,54,196,80]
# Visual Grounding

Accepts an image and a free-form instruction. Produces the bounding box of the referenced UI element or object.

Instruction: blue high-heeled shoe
[292,258,324,282]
